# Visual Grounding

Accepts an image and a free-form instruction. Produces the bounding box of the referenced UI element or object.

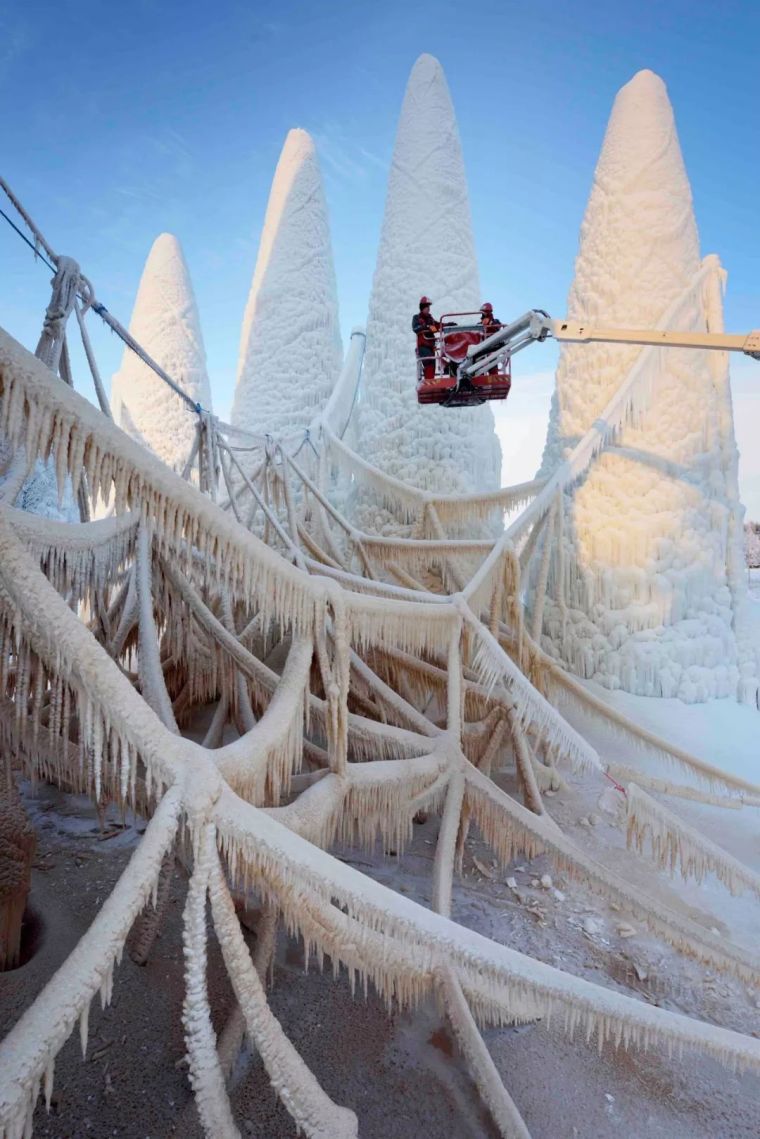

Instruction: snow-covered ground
[582,683,759,784]
[8,677,759,1139]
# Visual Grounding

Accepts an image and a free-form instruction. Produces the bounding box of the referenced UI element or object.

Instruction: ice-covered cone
[543,69,701,458]
[231,129,342,436]
[537,70,756,703]
[357,54,501,509]
[111,234,211,472]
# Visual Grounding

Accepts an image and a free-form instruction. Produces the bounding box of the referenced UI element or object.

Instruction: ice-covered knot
[449,592,469,615]
[179,746,225,822]
[591,416,611,437]
[41,255,82,342]
[76,271,96,315]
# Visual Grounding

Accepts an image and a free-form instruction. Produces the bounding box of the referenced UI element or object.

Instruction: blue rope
[0,206,56,273]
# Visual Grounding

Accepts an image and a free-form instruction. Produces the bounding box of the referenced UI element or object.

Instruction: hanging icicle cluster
[0,309,759,1139]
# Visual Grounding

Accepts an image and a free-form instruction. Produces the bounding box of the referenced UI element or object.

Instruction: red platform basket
[416,313,512,407]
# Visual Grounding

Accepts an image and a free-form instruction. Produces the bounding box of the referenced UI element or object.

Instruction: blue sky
[2,0,758,509]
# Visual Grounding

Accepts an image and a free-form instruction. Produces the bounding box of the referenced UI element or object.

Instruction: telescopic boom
[459,310,760,381]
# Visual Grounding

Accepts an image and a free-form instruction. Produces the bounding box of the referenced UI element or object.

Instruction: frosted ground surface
[5,675,758,1139]
[357,54,501,514]
[110,233,212,472]
[538,70,755,704]
[232,129,343,438]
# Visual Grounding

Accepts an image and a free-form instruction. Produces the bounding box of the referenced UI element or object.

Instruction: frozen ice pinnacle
[111,234,211,472]
[231,128,343,437]
[357,54,501,508]
[537,69,757,703]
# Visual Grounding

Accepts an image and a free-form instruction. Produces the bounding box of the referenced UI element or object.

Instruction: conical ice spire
[111,234,211,472]
[542,69,701,460]
[231,129,342,436]
[537,69,756,702]
[357,54,501,501]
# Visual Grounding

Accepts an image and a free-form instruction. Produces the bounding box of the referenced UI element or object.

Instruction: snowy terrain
[110,233,211,472]
[231,129,343,438]
[357,54,501,517]
[537,70,757,703]
[6,682,759,1139]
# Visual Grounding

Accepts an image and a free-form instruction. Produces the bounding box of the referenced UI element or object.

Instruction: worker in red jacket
[479,303,503,374]
[412,296,440,381]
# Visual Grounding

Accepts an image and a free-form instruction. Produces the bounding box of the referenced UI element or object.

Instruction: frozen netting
[110,234,211,472]
[231,129,343,437]
[357,54,501,525]
[537,69,757,703]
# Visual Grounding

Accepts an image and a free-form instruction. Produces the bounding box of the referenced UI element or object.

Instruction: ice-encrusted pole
[357,54,502,515]
[110,234,211,473]
[536,69,757,703]
[231,129,343,437]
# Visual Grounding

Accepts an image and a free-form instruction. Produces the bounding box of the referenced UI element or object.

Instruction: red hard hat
[419,295,432,307]
[480,302,493,314]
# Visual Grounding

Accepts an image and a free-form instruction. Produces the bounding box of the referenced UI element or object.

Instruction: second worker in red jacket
[479,303,503,374]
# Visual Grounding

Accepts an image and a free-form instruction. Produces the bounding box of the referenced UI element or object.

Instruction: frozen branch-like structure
[0,316,758,1139]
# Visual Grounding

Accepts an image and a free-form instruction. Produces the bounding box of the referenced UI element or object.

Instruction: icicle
[626,782,760,897]
[23,1096,34,1139]
[79,1002,89,1058]
[43,1057,54,1112]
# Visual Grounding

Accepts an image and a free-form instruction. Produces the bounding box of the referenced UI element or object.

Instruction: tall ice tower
[111,233,211,472]
[357,54,501,517]
[537,70,757,703]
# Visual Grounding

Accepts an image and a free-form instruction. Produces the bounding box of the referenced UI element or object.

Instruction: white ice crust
[231,129,343,437]
[538,70,757,702]
[357,55,501,513]
[110,234,211,472]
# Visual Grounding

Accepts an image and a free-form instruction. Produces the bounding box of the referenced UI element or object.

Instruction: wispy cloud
[312,123,387,187]
[0,18,31,83]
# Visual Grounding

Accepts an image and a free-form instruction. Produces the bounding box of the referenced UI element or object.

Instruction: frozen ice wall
[357,54,501,513]
[537,70,757,703]
[232,129,342,436]
[110,234,211,472]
